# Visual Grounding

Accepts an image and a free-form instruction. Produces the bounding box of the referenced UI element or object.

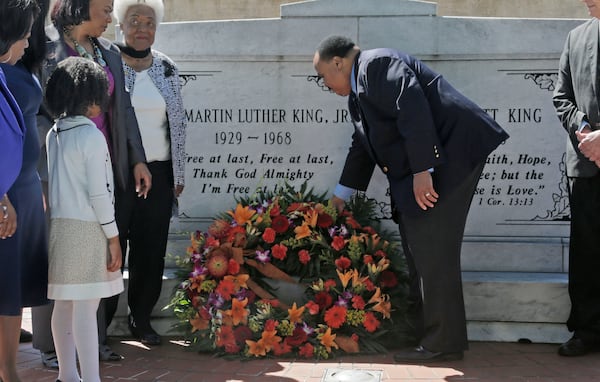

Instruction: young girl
[44,56,123,382]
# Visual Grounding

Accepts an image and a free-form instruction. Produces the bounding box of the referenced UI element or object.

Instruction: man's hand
[413,171,438,210]
[576,129,600,167]
[133,162,152,198]
[331,195,345,213]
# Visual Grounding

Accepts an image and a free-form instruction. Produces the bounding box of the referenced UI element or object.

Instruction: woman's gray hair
[113,0,164,25]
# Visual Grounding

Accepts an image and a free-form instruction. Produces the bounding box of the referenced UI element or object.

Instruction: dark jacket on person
[40,24,146,191]
[340,48,509,216]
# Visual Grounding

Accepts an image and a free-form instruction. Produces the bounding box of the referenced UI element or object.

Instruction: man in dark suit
[313,35,508,362]
[553,0,600,357]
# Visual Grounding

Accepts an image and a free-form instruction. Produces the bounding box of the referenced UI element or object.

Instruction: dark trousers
[398,162,484,353]
[102,161,174,334]
[567,175,600,342]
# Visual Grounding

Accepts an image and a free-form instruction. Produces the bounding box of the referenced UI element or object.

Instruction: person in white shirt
[45,56,123,382]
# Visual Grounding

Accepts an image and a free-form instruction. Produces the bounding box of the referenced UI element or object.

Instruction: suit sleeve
[338,128,376,191]
[364,57,444,173]
[553,30,587,135]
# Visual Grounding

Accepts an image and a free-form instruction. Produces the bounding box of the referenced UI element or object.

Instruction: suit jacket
[0,67,25,196]
[339,48,508,216]
[40,24,146,191]
[554,18,600,178]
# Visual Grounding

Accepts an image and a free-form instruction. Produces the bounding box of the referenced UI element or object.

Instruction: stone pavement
[17,309,600,382]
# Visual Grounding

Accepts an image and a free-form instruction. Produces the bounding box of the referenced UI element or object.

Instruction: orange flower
[261,329,282,351]
[189,313,209,333]
[287,302,305,324]
[336,269,353,289]
[319,327,339,352]
[223,273,249,291]
[372,295,391,319]
[294,222,311,240]
[305,209,319,227]
[246,339,267,357]
[228,204,255,226]
[224,297,249,325]
[324,305,347,329]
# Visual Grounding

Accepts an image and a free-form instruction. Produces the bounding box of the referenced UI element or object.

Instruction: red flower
[324,279,336,291]
[324,305,347,329]
[216,325,236,348]
[272,341,292,356]
[363,312,380,333]
[363,254,374,264]
[305,300,320,315]
[331,236,346,251]
[379,270,398,288]
[375,250,387,258]
[233,325,253,345]
[262,227,276,243]
[215,279,236,300]
[206,236,220,248]
[364,278,376,292]
[314,291,333,311]
[344,215,361,229]
[227,259,240,275]
[362,226,376,235]
[298,249,311,265]
[299,343,314,358]
[284,326,308,347]
[351,295,366,310]
[316,213,334,228]
[264,319,278,332]
[271,215,290,233]
[351,333,359,342]
[334,256,351,270]
[269,203,281,217]
[271,244,288,261]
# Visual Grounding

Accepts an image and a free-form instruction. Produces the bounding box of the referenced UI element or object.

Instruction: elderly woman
[0,2,41,380]
[42,0,152,362]
[112,0,186,346]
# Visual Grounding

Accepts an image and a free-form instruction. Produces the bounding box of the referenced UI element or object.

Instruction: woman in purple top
[40,0,152,362]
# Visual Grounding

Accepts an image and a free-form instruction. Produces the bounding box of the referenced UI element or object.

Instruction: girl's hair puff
[45,56,109,119]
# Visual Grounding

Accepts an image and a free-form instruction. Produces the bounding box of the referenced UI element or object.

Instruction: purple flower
[255,249,271,263]
[207,292,224,309]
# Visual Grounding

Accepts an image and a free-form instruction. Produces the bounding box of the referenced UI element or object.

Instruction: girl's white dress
[46,115,123,300]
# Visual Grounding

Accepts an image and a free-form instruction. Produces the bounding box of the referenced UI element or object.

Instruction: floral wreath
[170,183,410,359]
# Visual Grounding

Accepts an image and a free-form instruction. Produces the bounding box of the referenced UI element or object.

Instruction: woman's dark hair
[0,0,40,56]
[45,56,109,118]
[316,35,356,61]
[51,0,90,29]
[21,0,49,72]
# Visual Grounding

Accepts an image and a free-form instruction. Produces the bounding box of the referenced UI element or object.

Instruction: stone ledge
[109,269,572,344]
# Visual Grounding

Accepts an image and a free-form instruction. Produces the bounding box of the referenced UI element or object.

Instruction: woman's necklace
[63,28,107,67]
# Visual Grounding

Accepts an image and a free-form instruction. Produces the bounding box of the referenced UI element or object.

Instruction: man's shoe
[99,344,124,361]
[19,328,33,343]
[129,315,161,346]
[41,351,59,369]
[393,345,463,363]
[558,336,591,357]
